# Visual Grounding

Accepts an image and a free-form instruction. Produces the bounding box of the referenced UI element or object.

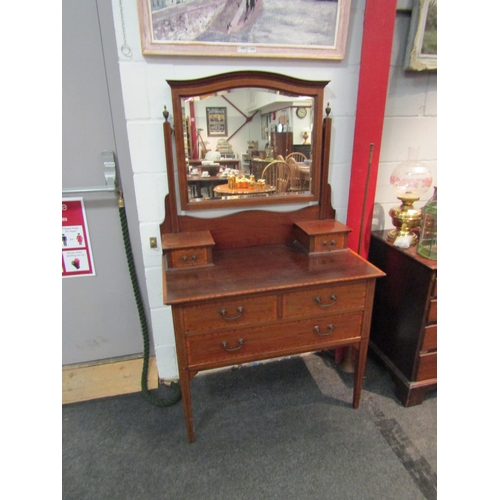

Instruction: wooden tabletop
[371,230,437,270]
[213,183,276,195]
[187,174,226,182]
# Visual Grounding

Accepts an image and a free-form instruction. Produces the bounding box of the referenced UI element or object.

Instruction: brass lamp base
[387,198,422,245]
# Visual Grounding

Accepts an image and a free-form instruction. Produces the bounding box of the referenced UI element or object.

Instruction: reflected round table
[213,183,276,198]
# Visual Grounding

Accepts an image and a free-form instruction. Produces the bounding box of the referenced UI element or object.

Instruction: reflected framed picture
[206,107,227,137]
[404,0,437,71]
[136,0,352,60]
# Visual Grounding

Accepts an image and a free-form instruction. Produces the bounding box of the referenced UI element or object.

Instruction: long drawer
[416,351,437,381]
[427,299,437,323]
[282,282,366,318]
[181,294,278,334]
[421,324,437,351]
[186,312,363,368]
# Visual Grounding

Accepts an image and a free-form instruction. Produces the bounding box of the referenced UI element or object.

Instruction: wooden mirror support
[160,71,384,443]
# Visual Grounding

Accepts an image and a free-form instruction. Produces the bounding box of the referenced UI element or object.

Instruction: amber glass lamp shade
[388,151,433,246]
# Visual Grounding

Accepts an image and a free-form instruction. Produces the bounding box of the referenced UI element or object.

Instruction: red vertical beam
[346,0,398,258]
[189,100,198,159]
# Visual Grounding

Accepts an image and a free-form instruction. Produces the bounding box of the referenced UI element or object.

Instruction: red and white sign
[62,198,95,278]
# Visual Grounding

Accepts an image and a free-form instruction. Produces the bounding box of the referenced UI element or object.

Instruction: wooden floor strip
[62,357,158,404]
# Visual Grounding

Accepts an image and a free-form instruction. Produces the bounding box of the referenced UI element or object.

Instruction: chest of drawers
[367,231,437,406]
[165,243,384,442]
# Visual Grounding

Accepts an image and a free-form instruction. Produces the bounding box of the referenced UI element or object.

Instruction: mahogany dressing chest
[160,71,384,442]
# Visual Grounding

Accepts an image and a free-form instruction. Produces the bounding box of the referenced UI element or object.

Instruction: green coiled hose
[118,193,181,407]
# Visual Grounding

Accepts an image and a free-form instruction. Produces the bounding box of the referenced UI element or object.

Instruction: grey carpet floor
[62,351,437,500]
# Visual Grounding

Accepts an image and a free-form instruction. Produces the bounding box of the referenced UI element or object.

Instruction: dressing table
[160,71,384,442]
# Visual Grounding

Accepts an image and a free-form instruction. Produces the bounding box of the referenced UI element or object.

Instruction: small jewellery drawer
[293,220,351,253]
[282,282,366,318]
[312,233,347,252]
[181,294,278,334]
[186,312,363,367]
[170,248,209,268]
[163,230,214,269]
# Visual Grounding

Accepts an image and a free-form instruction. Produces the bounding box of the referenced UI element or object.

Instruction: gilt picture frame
[136,0,352,60]
[404,0,437,71]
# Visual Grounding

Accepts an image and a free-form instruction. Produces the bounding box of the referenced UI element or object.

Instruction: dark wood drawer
[427,299,437,323]
[421,324,437,351]
[181,294,278,334]
[282,282,366,318]
[186,312,363,368]
[312,234,347,252]
[416,351,437,381]
[431,277,437,298]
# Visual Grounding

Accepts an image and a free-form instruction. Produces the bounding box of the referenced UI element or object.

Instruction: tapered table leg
[352,340,368,408]
[179,369,195,443]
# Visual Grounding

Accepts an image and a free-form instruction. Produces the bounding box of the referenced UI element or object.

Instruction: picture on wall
[206,107,227,137]
[404,0,437,71]
[137,0,351,60]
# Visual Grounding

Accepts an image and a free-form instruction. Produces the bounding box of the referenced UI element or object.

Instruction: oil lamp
[388,148,433,246]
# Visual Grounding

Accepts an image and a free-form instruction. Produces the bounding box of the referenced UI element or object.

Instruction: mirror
[167,71,328,211]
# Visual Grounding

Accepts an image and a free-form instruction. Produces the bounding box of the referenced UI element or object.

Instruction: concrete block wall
[110,0,437,380]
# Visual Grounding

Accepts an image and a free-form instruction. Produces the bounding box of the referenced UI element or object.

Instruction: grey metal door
[62,0,146,365]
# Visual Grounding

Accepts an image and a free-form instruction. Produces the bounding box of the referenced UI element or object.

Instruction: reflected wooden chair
[287,157,304,192]
[286,152,307,163]
[286,153,309,191]
[260,160,291,193]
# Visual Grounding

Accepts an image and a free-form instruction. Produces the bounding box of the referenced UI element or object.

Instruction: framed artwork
[137,0,352,60]
[206,107,227,137]
[404,0,437,71]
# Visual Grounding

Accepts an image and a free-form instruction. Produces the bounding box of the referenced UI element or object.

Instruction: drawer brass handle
[313,324,334,336]
[221,338,244,351]
[220,306,244,321]
[314,295,337,307]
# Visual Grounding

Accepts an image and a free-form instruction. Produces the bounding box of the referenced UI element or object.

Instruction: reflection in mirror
[182,89,313,203]
[168,72,327,211]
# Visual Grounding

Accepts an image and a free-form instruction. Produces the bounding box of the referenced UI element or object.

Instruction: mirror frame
[167,71,329,211]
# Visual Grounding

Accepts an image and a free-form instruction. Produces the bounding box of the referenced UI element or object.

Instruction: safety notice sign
[62,198,95,278]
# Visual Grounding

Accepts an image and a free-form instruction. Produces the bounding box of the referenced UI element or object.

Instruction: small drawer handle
[313,324,334,336]
[314,295,337,307]
[220,306,244,321]
[322,240,337,246]
[221,338,244,352]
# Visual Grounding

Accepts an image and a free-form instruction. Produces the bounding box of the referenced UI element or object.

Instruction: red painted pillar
[346,0,398,258]
[189,100,198,159]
